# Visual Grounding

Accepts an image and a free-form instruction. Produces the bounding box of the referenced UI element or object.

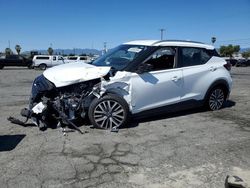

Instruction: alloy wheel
[209,88,224,110]
[93,100,125,129]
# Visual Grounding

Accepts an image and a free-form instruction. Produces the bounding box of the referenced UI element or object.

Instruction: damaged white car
[9,40,232,133]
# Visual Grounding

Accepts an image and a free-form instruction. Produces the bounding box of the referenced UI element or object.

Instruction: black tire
[39,64,47,70]
[0,66,4,69]
[206,87,225,111]
[88,94,130,129]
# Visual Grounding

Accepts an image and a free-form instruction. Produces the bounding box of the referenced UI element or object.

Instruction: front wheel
[88,94,130,130]
[207,87,225,111]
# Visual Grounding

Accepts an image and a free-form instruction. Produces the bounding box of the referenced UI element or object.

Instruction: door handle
[171,76,180,82]
[209,66,217,71]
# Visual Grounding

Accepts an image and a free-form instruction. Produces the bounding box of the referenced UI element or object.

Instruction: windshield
[92,45,148,70]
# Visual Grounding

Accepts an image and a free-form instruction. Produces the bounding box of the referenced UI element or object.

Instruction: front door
[130,47,183,114]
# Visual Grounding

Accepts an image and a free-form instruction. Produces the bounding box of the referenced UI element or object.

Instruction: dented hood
[43,62,111,87]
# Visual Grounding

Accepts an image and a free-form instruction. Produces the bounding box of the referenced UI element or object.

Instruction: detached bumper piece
[8,106,85,134]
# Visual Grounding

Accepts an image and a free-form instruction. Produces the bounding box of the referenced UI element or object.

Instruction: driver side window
[144,47,176,71]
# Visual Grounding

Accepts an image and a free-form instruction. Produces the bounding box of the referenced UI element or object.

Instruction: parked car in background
[32,55,65,70]
[0,54,33,69]
[79,56,92,63]
[64,56,92,63]
[65,56,78,63]
[225,58,238,66]
[236,59,250,67]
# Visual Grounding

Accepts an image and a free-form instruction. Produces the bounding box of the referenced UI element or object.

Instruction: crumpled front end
[8,68,134,134]
[99,71,133,111]
[29,74,56,109]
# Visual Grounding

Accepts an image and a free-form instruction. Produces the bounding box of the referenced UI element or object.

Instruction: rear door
[179,47,215,102]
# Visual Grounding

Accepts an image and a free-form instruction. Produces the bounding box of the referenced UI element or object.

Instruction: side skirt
[132,99,205,119]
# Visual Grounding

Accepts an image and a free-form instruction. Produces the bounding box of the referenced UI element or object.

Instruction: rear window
[207,49,220,57]
[36,56,50,60]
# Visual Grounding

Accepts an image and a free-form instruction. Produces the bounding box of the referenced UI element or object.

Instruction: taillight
[224,62,231,71]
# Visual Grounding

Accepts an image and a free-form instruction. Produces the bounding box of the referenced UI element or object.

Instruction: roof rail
[153,40,205,45]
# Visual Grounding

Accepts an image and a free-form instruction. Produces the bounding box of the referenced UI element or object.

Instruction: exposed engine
[9,74,102,134]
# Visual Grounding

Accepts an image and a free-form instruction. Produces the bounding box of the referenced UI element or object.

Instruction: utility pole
[159,29,166,40]
[8,40,10,48]
[103,42,107,55]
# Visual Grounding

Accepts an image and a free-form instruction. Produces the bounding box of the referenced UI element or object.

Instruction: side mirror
[136,63,153,74]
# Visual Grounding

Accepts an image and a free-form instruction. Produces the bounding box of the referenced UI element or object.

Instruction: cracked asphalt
[0,67,250,188]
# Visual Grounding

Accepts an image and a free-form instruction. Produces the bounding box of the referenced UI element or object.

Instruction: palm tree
[5,48,12,55]
[48,47,53,55]
[15,44,21,55]
[211,37,216,45]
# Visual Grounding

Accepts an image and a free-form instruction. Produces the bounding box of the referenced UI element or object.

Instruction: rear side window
[80,57,87,60]
[180,47,212,67]
[36,56,50,60]
[68,57,78,60]
[8,55,19,60]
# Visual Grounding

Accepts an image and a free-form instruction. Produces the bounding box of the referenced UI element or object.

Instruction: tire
[206,87,225,111]
[88,94,130,129]
[0,66,3,69]
[39,64,47,70]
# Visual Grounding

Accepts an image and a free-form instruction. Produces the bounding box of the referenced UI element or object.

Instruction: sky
[0,0,250,51]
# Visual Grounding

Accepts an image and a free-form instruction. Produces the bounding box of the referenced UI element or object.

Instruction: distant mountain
[240,48,250,52]
[24,48,102,55]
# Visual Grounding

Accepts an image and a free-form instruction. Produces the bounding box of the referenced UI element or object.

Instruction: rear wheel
[207,87,225,111]
[39,64,47,70]
[0,65,4,69]
[88,94,130,129]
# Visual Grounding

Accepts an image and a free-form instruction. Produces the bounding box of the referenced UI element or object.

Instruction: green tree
[242,50,250,59]
[5,48,12,55]
[219,44,240,57]
[15,44,21,55]
[47,47,53,55]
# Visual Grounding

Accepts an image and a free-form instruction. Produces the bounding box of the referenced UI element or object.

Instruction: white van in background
[32,55,65,70]
[65,56,92,64]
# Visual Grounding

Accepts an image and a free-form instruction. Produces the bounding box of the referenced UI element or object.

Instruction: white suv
[65,56,92,63]
[18,40,232,131]
[32,55,65,70]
